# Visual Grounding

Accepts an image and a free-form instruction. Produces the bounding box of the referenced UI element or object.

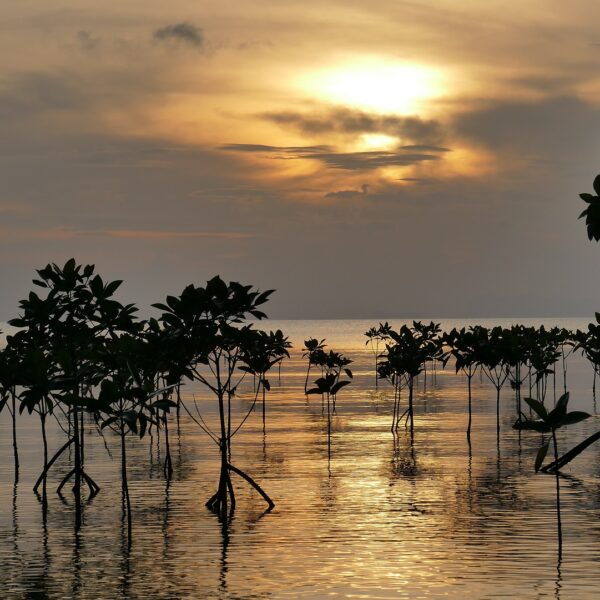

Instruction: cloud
[0,227,253,241]
[107,229,252,240]
[152,23,204,48]
[0,202,32,215]
[309,150,441,170]
[261,107,444,144]
[220,143,332,154]
[324,184,369,200]
[77,31,100,53]
[0,72,85,118]
[398,177,436,184]
[453,96,600,161]
[221,143,447,171]
[400,145,450,153]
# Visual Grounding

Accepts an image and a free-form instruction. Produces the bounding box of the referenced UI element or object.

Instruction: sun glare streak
[298,60,446,114]
[356,134,398,151]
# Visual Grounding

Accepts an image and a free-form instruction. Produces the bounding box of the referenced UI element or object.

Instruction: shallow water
[2,318,600,599]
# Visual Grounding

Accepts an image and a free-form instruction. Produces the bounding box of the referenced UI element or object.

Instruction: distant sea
[265,317,592,350]
[0,317,592,350]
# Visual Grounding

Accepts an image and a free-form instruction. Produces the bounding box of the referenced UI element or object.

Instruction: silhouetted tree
[153,277,276,518]
[514,393,590,559]
[579,174,600,241]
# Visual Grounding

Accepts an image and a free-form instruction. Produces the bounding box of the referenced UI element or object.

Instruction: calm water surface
[2,318,600,599]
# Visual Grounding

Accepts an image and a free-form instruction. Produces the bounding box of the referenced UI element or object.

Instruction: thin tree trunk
[80,408,85,469]
[516,364,522,421]
[496,385,500,443]
[552,429,562,561]
[262,383,266,435]
[176,384,181,437]
[374,343,379,389]
[163,411,173,480]
[207,375,232,519]
[120,420,132,547]
[72,406,82,531]
[304,364,311,394]
[41,412,48,513]
[227,389,231,458]
[562,348,567,394]
[408,378,414,443]
[391,380,398,432]
[11,388,19,479]
[327,393,331,459]
[467,374,472,444]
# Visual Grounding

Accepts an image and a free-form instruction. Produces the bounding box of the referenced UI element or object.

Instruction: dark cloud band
[153,22,204,48]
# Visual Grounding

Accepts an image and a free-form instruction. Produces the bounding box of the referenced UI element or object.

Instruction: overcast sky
[2,1,600,320]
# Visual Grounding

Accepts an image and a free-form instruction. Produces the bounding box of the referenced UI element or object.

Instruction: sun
[298,59,445,114]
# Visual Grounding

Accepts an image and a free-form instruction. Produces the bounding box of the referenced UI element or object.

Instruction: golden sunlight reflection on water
[1,319,600,598]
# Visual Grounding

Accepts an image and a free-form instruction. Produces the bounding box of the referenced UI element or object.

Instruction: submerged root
[206,463,275,516]
[228,464,274,510]
[33,437,74,493]
[56,466,100,498]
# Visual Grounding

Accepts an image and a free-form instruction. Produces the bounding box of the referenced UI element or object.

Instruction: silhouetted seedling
[378,322,446,440]
[153,277,278,518]
[302,338,326,394]
[0,342,20,481]
[8,259,140,531]
[307,349,352,457]
[443,327,484,444]
[513,393,590,559]
[239,329,291,434]
[365,322,392,389]
[579,174,600,241]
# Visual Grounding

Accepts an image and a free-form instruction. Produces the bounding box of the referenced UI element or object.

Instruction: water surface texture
[2,318,600,599]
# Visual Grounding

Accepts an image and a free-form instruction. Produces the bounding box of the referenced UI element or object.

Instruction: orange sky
[2,1,600,318]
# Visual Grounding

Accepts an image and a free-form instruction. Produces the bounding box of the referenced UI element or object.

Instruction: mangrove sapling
[142,317,193,478]
[302,338,326,394]
[379,323,446,441]
[513,393,590,560]
[9,259,139,530]
[377,358,407,432]
[307,350,353,458]
[444,327,485,444]
[365,322,392,389]
[528,327,560,405]
[275,335,292,385]
[552,328,573,401]
[573,318,600,405]
[326,351,352,414]
[502,325,533,422]
[413,321,442,392]
[579,173,600,242]
[15,345,58,511]
[153,277,277,518]
[159,398,175,480]
[478,327,510,441]
[239,329,291,434]
[0,345,20,480]
[98,370,156,547]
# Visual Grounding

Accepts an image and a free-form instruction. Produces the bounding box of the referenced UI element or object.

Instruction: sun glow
[299,60,445,114]
[356,133,398,150]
